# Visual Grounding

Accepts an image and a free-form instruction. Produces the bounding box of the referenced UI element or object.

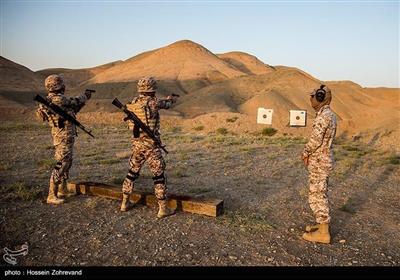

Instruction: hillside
[0,40,398,149]
[217,51,275,75]
[0,56,43,93]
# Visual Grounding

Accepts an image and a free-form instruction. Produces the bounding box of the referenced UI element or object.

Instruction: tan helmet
[45,74,65,93]
[137,76,157,93]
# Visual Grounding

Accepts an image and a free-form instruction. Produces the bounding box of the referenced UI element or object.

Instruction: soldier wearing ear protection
[301,84,337,244]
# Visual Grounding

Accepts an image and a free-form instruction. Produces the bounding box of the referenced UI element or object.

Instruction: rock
[229,255,237,261]
[268,257,274,262]
[339,239,346,244]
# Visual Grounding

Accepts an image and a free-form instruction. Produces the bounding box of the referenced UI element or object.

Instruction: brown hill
[217,51,275,75]
[0,40,398,149]
[84,40,247,94]
[36,60,122,89]
[0,56,43,92]
[174,66,399,149]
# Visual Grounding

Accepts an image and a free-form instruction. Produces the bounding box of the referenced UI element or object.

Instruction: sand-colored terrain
[0,40,399,267]
[0,40,398,150]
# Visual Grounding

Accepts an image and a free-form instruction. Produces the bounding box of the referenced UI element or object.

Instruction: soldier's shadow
[330,165,395,238]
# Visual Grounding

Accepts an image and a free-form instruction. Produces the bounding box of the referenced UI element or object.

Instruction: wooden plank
[67,182,223,217]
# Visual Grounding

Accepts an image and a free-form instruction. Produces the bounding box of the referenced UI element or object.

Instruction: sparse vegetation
[339,198,356,214]
[98,158,120,165]
[172,167,189,177]
[386,154,400,165]
[0,163,11,171]
[226,116,239,123]
[216,127,228,135]
[220,210,276,231]
[112,177,125,185]
[0,122,47,132]
[169,126,182,133]
[0,182,42,201]
[37,158,57,170]
[261,127,277,137]
[190,187,212,195]
[193,125,204,131]
[341,145,369,158]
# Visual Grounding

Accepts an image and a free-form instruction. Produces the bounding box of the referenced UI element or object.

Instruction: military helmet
[45,74,65,92]
[137,76,157,93]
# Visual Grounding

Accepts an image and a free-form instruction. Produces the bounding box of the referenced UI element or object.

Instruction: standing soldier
[36,74,92,205]
[120,77,178,218]
[301,85,337,244]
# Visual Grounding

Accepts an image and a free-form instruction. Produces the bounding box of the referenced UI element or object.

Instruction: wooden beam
[67,182,224,217]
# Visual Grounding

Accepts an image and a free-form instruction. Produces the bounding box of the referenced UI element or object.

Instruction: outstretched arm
[66,90,93,113]
[157,95,178,110]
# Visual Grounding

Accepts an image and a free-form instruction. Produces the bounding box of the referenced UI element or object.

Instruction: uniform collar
[316,105,330,116]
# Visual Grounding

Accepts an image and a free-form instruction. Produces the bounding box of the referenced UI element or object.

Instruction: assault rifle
[111,98,168,154]
[33,94,95,138]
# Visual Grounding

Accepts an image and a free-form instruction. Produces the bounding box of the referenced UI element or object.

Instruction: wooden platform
[67,182,224,217]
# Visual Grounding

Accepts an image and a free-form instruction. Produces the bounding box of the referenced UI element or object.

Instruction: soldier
[120,76,178,218]
[301,84,337,244]
[36,74,92,205]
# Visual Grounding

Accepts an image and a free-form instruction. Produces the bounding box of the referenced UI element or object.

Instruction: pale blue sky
[1,0,399,87]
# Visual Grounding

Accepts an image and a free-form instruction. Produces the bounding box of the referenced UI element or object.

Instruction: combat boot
[305,224,320,232]
[302,223,330,244]
[157,199,175,219]
[46,180,65,205]
[57,181,75,198]
[120,193,132,212]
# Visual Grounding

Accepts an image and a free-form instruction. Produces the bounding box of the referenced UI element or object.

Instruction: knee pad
[126,170,139,182]
[152,173,166,185]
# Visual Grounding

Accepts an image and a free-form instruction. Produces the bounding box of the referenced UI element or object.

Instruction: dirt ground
[0,121,399,266]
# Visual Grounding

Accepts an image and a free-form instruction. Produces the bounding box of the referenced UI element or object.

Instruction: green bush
[261,127,277,137]
[387,155,400,165]
[170,126,182,133]
[226,117,239,123]
[193,125,204,131]
[216,127,228,135]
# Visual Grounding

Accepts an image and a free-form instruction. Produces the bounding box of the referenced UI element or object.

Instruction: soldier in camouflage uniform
[301,85,337,244]
[120,76,178,218]
[36,74,92,205]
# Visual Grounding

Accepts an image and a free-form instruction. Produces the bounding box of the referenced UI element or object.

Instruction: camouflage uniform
[121,77,175,206]
[122,94,174,200]
[302,104,337,224]
[36,74,91,203]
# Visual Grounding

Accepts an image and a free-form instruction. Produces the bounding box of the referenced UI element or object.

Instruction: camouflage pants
[50,131,75,184]
[308,172,330,224]
[122,139,167,200]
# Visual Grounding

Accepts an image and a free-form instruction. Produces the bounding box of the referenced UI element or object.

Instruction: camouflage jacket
[126,94,174,141]
[36,92,89,138]
[302,105,337,172]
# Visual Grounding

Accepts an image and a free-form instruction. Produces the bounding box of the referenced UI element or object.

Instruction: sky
[0,0,399,87]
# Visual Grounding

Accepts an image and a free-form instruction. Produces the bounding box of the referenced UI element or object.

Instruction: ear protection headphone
[315,84,326,102]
